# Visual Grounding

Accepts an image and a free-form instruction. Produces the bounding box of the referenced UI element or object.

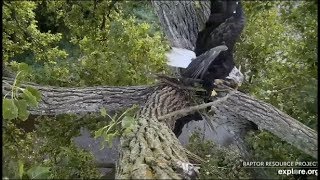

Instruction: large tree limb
[215,91,318,158]
[2,77,317,159]
[2,77,154,115]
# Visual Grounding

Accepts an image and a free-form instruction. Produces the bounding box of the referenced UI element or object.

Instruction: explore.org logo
[242,161,318,176]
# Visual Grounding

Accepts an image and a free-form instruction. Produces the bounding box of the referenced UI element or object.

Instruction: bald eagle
[166,0,245,136]
[166,0,245,93]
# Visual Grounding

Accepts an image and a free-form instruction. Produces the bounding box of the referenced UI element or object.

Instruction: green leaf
[101,131,120,149]
[122,116,135,129]
[3,98,18,120]
[104,132,117,148]
[122,116,136,136]
[18,62,31,73]
[112,113,118,122]
[100,107,107,117]
[26,166,51,179]
[14,100,30,121]
[26,87,41,101]
[100,142,106,150]
[94,127,105,139]
[123,126,134,136]
[22,89,38,107]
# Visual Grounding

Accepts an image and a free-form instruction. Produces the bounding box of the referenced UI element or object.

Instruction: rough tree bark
[2,0,318,179]
[116,85,199,179]
[2,77,154,115]
[152,1,211,51]
[2,78,317,159]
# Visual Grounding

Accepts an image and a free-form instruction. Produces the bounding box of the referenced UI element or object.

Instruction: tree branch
[218,91,318,158]
[2,77,317,158]
[158,91,234,121]
[2,77,154,115]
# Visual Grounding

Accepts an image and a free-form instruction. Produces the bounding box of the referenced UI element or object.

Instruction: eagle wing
[184,45,228,79]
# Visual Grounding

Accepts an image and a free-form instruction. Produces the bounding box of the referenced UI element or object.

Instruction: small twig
[12,71,21,99]
[275,85,297,93]
[158,92,234,121]
[95,162,116,168]
[3,81,13,88]
[183,148,205,163]
[100,0,118,30]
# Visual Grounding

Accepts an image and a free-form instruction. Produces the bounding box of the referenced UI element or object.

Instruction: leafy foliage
[3,72,41,121]
[3,1,169,87]
[2,0,317,179]
[3,114,103,179]
[235,1,317,178]
[2,1,169,178]
[237,1,317,129]
[187,131,251,179]
[94,106,138,148]
[26,166,51,179]
[246,131,316,179]
[3,2,67,64]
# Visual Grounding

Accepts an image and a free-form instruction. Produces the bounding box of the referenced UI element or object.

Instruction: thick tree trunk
[116,85,198,179]
[152,1,210,50]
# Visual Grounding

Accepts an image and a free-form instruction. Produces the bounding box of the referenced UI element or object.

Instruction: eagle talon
[211,90,217,96]
[214,79,224,85]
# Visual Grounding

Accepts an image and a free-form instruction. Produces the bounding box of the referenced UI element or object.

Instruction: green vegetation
[236,1,317,178]
[3,1,168,179]
[187,132,251,179]
[238,1,317,130]
[2,1,317,179]
[3,1,169,87]
[94,105,138,149]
